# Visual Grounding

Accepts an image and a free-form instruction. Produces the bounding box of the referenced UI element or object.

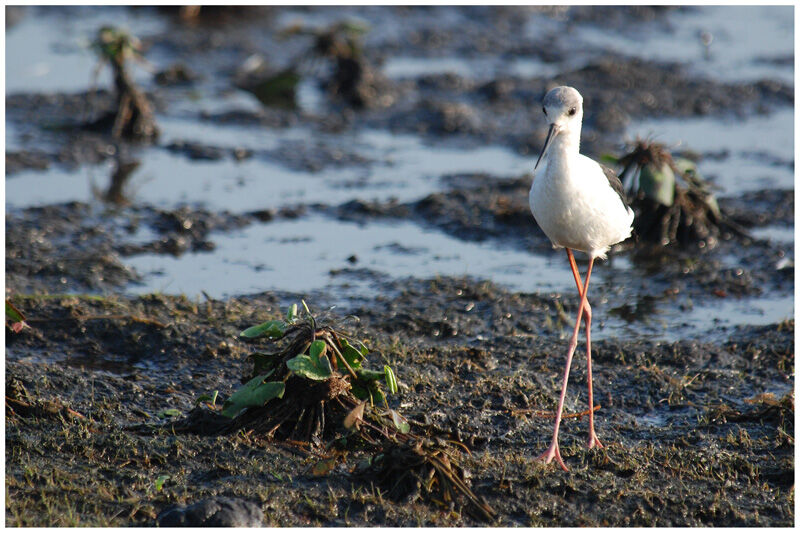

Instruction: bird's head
[534,86,584,170]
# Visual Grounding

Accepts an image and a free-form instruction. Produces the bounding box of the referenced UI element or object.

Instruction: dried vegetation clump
[614,139,747,250]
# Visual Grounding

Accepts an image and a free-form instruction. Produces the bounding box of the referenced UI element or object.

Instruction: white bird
[529,86,634,471]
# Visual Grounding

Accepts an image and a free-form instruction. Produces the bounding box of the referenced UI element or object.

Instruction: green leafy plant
[240,320,286,339]
[154,474,170,492]
[236,301,396,405]
[286,340,334,380]
[195,390,219,407]
[157,408,182,419]
[221,375,285,418]
[221,301,401,439]
[167,301,493,521]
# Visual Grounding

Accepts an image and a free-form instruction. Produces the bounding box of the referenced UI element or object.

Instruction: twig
[511,404,601,419]
[324,334,358,380]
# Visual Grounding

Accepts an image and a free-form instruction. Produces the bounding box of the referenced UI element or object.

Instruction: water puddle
[604,291,794,344]
[560,6,793,85]
[124,214,578,299]
[7,125,532,212]
[6,6,167,95]
[678,294,793,339]
[635,412,670,429]
[750,225,795,245]
[382,56,560,80]
[628,107,794,194]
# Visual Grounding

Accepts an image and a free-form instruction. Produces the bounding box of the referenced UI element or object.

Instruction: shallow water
[383,56,562,81]
[124,214,578,298]
[6,6,167,94]
[5,6,794,342]
[573,6,793,84]
[628,108,794,194]
[750,225,795,244]
[7,125,532,211]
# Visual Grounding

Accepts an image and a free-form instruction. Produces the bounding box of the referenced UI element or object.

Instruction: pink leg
[566,251,603,449]
[583,289,603,449]
[537,252,595,470]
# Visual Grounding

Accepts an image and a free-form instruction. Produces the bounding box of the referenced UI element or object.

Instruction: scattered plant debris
[357,437,496,522]
[236,59,302,109]
[708,390,794,432]
[6,376,86,422]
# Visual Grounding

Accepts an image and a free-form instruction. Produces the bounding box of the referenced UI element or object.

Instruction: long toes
[555,453,569,471]
[536,448,555,463]
[537,444,569,471]
[587,435,604,449]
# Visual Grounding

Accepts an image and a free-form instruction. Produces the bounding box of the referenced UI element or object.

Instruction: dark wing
[599,164,630,209]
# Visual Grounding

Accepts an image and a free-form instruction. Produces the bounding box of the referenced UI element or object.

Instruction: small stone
[156,497,263,527]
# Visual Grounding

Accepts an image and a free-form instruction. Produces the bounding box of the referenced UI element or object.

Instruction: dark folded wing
[600,163,629,208]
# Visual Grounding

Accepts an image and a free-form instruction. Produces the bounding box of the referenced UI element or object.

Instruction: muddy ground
[5,283,794,526]
[5,5,795,527]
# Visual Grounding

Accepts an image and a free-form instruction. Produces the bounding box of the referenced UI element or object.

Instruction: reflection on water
[95,158,140,206]
[7,124,532,212]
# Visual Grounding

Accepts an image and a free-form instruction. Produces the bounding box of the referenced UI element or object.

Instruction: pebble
[156,497,264,527]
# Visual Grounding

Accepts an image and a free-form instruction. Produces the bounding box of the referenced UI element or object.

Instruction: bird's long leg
[566,251,603,449]
[566,249,591,327]
[537,251,594,470]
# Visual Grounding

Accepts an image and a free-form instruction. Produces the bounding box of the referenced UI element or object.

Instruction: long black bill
[534,123,559,171]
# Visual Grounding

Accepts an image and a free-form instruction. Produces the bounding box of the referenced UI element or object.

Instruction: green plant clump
[163,300,495,521]
[220,301,404,443]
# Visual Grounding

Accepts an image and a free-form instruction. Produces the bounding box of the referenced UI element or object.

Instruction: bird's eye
[568,107,577,116]
[542,106,547,116]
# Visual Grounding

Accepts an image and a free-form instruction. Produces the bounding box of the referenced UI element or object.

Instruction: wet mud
[5,5,794,527]
[6,282,793,526]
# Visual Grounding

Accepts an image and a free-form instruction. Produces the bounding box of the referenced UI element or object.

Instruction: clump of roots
[173,317,372,444]
[617,139,747,250]
[358,437,497,522]
[228,374,353,446]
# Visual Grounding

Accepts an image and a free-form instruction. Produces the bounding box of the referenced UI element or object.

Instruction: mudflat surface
[5,5,794,526]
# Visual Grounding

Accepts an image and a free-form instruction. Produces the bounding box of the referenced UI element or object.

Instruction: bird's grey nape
[543,86,582,110]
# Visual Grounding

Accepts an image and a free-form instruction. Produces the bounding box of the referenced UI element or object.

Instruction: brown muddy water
[5,5,794,526]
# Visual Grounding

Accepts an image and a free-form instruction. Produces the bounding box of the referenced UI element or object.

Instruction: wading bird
[529,86,634,470]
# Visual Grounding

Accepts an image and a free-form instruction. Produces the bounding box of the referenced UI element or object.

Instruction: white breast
[530,154,633,259]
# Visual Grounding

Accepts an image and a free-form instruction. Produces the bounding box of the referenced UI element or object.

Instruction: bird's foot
[587,431,603,450]
[537,440,569,471]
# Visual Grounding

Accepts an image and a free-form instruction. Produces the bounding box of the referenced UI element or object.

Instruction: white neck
[551,123,581,158]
